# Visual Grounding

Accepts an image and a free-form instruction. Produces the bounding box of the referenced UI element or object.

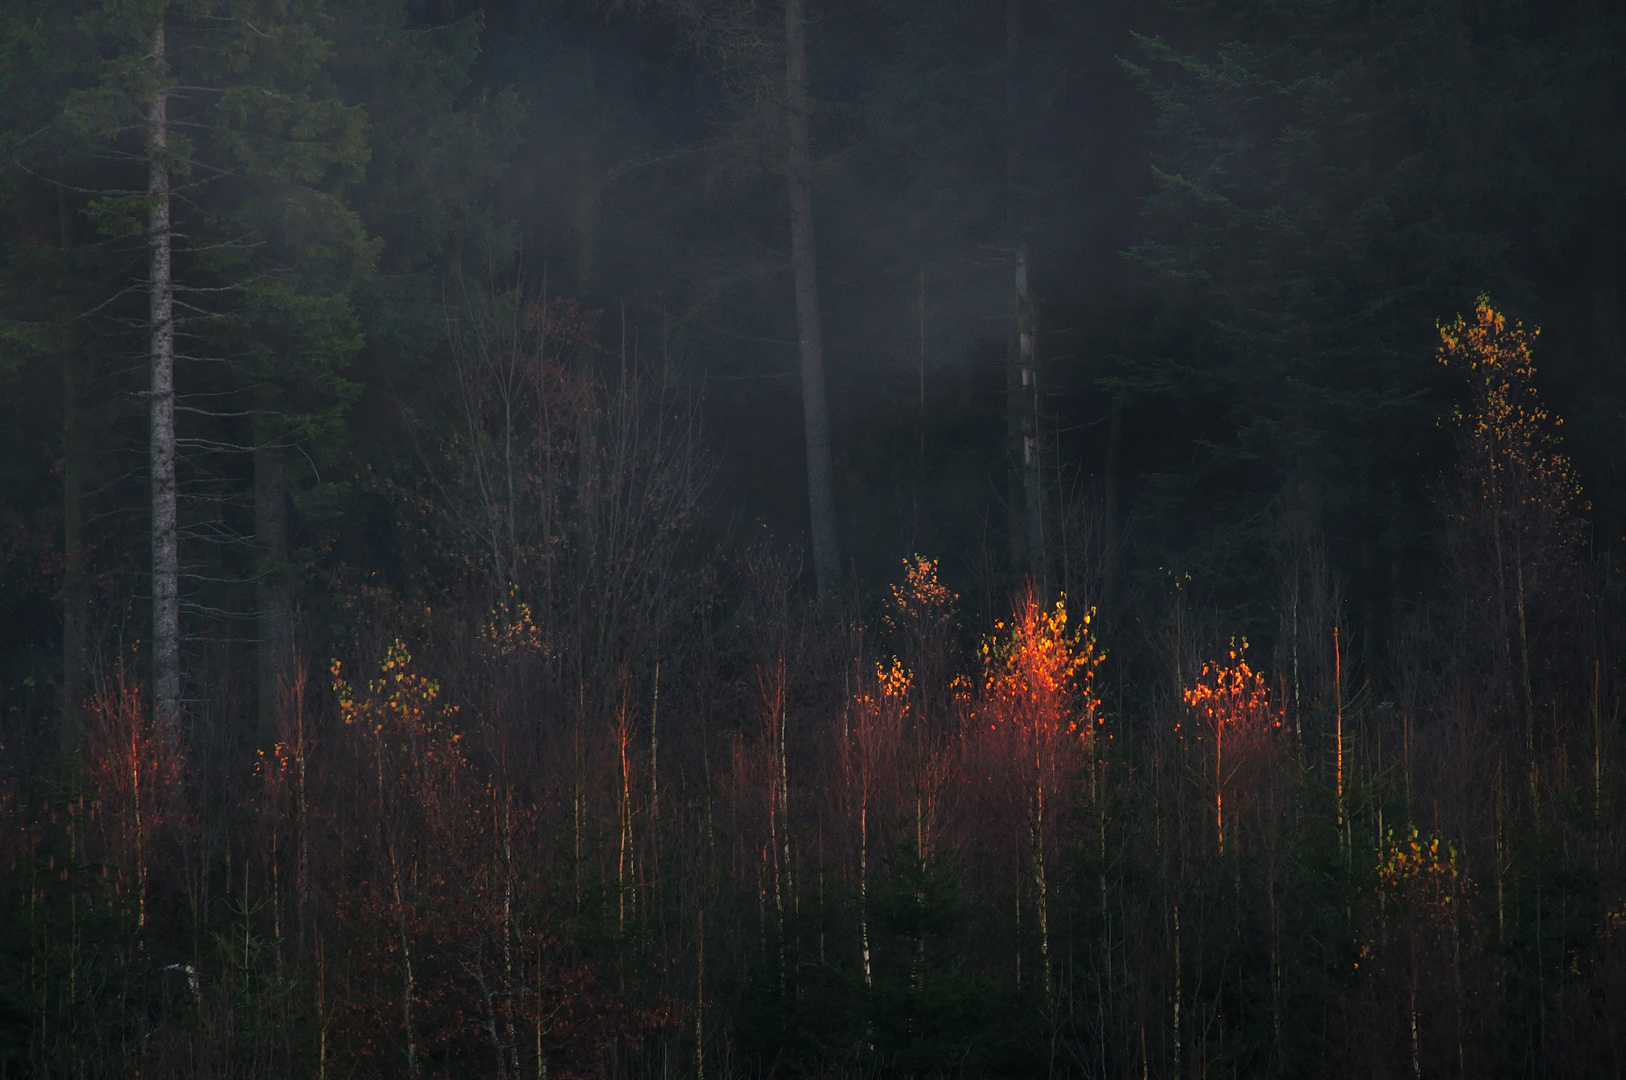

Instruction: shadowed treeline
[7,299,1626,1078]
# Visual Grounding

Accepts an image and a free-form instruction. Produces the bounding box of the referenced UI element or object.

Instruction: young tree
[1181,641,1280,857]
[1437,296,1583,752]
[979,589,1101,998]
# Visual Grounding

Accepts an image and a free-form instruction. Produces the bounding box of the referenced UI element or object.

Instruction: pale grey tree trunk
[61,189,86,742]
[149,19,179,728]
[256,435,291,738]
[63,343,85,736]
[1014,246,1045,593]
[1003,0,1033,583]
[784,0,839,599]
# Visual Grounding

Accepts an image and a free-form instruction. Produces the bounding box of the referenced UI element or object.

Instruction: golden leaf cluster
[1438,295,1584,516]
[889,555,956,628]
[876,656,913,701]
[980,593,1103,737]
[481,593,545,657]
[331,641,461,752]
[1377,826,1460,929]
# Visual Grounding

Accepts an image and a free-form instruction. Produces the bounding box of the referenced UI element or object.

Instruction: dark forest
[2,1,1626,1076]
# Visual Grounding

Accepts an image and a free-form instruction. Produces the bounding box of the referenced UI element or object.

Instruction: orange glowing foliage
[889,555,955,629]
[1182,641,1281,853]
[980,590,1102,742]
[1181,642,1277,739]
[876,656,913,702]
[1437,295,1583,517]
[844,657,911,779]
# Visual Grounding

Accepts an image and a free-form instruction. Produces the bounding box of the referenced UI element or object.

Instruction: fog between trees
[3,1,1626,1076]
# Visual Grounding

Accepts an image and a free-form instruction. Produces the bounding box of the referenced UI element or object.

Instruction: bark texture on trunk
[255,435,291,738]
[784,0,839,599]
[149,19,179,728]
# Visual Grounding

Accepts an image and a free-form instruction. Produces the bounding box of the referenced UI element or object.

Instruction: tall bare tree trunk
[1004,0,1025,578]
[62,184,86,740]
[1335,626,1346,865]
[148,18,179,729]
[1015,247,1045,592]
[1001,7,1044,590]
[695,905,706,1080]
[784,0,838,599]
[859,803,871,988]
[256,431,291,740]
[1172,901,1182,1080]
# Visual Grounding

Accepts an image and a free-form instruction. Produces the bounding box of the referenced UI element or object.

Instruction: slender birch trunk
[63,326,86,741]
[783,0,838,598]
[650,661,660,872]
[62,184,87,743]
[1033,773,1051,1000]
[1335,626,1346,865]
[1595,661,1604,873]
[860,803,871,988]
[1172,901,1182,1080]
[618,704,631,938]
[256,433,291,740]
[148,18,179,729]
[391,852,419,1080]
[695,905,705,1080]
[1409,933,1421,1080]
[1215,714,1224,857]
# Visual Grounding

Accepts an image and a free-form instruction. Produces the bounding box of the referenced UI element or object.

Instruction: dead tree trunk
[148,18,179,729]
[1014,246,1045,593]
[784,0,839,599]
[1002,4,1045,591]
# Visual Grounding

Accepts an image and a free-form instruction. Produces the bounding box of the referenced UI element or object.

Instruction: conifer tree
[23,0,375,732]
